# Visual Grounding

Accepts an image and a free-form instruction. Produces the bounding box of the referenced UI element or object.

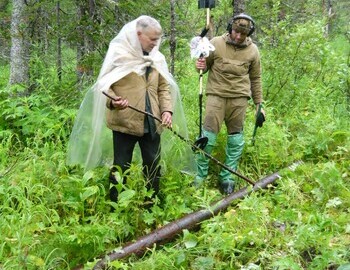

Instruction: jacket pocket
[221,58,249,76]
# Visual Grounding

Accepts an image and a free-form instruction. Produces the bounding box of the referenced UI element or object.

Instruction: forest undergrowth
[0,23,350,270]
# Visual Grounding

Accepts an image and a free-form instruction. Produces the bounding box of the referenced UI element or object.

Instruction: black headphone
[227,13,255,36]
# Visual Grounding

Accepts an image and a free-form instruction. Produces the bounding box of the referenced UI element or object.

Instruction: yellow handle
[206,8,211,29]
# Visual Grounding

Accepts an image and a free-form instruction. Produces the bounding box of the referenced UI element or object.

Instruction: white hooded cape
[66,16,196,174]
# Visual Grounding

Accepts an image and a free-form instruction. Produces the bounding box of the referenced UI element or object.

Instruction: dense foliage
[1,0,350,269]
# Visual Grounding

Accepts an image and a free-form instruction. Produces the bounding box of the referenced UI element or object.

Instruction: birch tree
[9,0,30,94]
[56,1,62,81]
[169,0,176,75]
[323,0,334,37]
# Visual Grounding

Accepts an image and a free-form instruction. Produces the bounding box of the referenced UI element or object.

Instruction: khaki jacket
[106,70,172,136]
[205,34,263,104]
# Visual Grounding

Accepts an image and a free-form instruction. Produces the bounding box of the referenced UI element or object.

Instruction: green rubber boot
[219,133,245,194]
[194,129,217,187]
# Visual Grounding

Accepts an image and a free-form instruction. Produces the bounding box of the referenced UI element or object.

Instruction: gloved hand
[251,103,265,145]
[255,103,265,127]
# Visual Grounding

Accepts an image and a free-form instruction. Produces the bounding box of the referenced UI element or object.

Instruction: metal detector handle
[199,69,203,96]
[199,27,209,38]
[199,69,204,137]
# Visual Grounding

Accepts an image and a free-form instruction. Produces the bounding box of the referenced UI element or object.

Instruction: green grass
[1,30,350,269]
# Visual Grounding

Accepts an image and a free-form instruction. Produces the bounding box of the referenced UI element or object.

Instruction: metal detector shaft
[102,91,255,186]
[199,69,204,138]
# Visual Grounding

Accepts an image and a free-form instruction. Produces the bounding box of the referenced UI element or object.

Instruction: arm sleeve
[249,48,263,104]
[157,75,173,114]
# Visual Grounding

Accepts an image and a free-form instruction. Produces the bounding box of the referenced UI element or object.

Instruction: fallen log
[92,161,302,270]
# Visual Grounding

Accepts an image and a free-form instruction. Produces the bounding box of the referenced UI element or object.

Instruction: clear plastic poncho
[66,15,196,174]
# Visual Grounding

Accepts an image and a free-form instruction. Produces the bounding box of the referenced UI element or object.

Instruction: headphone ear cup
[227,22,232,34]
[248,25,255,36]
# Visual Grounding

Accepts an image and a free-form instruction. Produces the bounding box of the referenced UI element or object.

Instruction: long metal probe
[102,91,256,186]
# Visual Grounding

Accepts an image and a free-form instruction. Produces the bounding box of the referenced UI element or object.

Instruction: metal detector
[192,0,216,151]
[193,66,208,151]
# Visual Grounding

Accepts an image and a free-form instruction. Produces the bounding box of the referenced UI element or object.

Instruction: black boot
[109,167,119,203]
[219,180,235,195]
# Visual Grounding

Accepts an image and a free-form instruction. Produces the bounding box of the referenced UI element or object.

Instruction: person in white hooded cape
[66,16,196,184]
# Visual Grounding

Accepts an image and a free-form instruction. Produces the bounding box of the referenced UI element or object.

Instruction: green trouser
[219,133,245,194]
[194,129,217,187]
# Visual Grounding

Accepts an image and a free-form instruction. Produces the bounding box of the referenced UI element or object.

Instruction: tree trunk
[32,6,49,54]
[324,0,334,37]
[232,0,245,16]
[56,1,62,81]
[0,0,11,60]
[169,0,176,75]
[89,161,303,270]
[76,0,97,85]
[9,0,30,94]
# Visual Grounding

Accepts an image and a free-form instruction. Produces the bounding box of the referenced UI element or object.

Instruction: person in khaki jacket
[67,15,191,207]
[194,13,266,194]
[104,16,173,203]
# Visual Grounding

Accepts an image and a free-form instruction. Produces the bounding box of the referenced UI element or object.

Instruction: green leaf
[175,251,186,266]
[118,190,136,207]
[82,171,94,184]
[183,229,198,249]
[110,260,128,269]
[80,185,99,201]
[27,255,45,267]
[143,211,156,225]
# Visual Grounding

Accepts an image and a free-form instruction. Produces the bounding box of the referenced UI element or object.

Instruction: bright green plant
[1,3,350,269]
